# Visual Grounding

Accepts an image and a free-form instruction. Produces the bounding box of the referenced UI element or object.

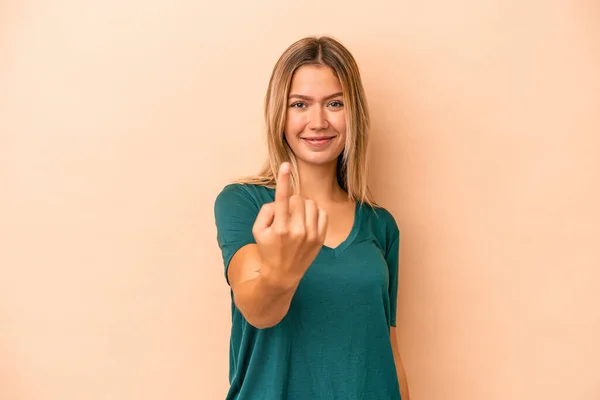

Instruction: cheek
[329,112,347,135]
[284,113,305,137]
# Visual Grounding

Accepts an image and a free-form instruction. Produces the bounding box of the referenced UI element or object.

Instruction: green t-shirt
[214,183,401,400]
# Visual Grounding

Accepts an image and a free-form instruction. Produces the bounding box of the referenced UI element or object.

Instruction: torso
[215,183,401,400]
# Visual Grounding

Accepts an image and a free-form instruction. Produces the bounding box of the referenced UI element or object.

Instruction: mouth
[300,136,335,146]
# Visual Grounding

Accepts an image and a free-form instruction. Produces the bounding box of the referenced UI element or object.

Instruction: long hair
[236,35,377,206]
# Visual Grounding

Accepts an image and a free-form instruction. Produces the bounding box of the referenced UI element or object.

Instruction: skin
[391,326,410,400]
[284,64,347,206]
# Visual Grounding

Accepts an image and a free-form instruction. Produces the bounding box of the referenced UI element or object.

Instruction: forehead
[289,64,342,95]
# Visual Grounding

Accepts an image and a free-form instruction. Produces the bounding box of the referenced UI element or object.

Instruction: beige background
[1,1,600,399]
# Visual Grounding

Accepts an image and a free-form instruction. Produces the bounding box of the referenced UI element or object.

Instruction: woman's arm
[227,243,299,329]
[390,327,410,400]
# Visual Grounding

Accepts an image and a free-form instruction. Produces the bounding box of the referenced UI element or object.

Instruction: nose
[308,106,328,131]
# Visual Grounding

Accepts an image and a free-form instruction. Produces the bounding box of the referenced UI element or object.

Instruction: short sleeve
[385,223,400,328]
[213,184,260,285]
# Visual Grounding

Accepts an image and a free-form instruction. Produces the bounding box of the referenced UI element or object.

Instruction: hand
[252,162,328,290]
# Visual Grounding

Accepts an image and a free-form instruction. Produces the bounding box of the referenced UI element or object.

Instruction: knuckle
[290,225,306,239]
[274,226,289,236]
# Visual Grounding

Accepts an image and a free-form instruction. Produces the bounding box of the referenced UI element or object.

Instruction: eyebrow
[288,92,343,101]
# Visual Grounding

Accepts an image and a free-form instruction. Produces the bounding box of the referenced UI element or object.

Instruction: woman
[214,35,409,400]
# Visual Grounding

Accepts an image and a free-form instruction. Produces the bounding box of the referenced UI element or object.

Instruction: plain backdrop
[1,1,599,399]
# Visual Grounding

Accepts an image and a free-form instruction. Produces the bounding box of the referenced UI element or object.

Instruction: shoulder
[363,204,399,234]
[360,203,400,252]
[214,183,275,212]
[215,183,254,204]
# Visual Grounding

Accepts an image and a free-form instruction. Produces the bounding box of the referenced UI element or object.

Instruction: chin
[296,153,341,167]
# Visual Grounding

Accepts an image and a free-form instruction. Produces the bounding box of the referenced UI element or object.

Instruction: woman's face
[284,64,347,168]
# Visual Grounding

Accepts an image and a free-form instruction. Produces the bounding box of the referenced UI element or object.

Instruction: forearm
[394,354,410,400]
[390,327,410,400]
[233,272,298,329]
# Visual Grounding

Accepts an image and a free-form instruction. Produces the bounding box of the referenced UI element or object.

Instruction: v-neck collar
[321,201,361,256]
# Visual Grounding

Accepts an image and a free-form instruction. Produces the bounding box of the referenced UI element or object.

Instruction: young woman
[214,35,409,400]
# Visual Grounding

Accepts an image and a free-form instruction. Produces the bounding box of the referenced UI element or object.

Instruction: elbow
[234,301,284,329]
[248,319,278,330]
[231,278,291,330]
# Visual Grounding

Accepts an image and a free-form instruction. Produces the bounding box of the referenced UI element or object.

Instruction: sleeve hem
[222,239,257,286]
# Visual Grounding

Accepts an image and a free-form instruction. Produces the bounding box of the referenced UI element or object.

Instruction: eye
[289,102,307,109]
[328,100,344,108]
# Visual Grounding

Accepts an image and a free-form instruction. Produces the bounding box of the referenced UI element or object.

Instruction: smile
[301,137,335,147]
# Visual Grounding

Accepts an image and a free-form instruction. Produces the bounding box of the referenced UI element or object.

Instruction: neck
[295,160,347,205]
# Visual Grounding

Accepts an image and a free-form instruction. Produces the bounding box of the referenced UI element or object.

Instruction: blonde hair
[236,35,377,206]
